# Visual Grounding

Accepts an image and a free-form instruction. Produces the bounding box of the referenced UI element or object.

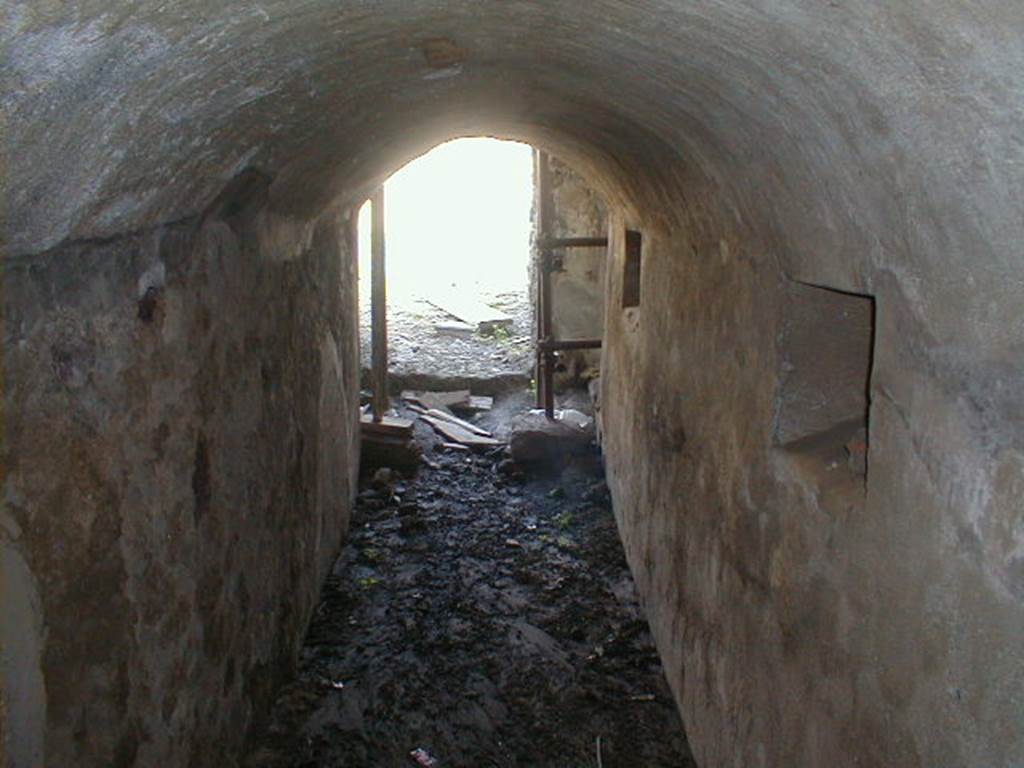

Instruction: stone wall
[1,181,361,767]
[601,204,1024,767]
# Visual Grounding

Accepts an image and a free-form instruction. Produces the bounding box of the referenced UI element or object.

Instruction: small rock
[496,458,518,476]
[558,408,593,430]
[400,516,426,534]
[372,467,395,489]
[409,748,439,768]
[357,488,386,511]
[582,481,610,504]
[509,410,595,464]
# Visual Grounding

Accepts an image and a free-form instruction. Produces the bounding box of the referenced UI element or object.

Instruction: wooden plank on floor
[467,396,494,412]
[401,389,471,412]
[435,322,475,337]
[450,396,494,414]
[424,409,493,437]
[419,415,501,448]
[424,292,512,329]
[360,412,415,437]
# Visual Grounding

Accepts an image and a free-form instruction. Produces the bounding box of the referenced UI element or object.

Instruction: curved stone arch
[5,2,1020,355]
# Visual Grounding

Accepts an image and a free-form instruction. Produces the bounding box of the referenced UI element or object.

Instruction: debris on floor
[371,466,396,490]
[419,408,493,438]
[402,389,494,414]
[408,747,440,768]
[360,411,415,436]
[361,409,421,470]
[244,389,693,768]
[463,396,494,413]
[401,389,503,450]
[418,413,502,449]
[403,389,472,410]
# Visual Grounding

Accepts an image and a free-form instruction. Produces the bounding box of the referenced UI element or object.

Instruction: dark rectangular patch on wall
[774,282,875,453]
[622,230,642,308]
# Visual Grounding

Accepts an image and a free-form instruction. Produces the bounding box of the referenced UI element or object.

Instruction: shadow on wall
[1,537,47,767]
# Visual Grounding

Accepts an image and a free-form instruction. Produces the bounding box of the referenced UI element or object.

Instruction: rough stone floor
[244,393,693,768]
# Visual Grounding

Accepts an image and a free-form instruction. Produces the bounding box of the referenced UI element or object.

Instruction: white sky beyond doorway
[357,138,536,384]
[358,138,533,308]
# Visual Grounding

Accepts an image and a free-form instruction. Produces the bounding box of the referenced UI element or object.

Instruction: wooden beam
[538,338,603,352]
[458,396,494,413]
[360,412,414,437]
[419,414,502,448]
[401,389,471,411]
[371,186,388,422]
[537,236,609,250]
[423,408,493,438]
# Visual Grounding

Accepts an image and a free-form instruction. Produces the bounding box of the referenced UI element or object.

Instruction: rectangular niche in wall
[622,230,642,308]
[774,281,875,476]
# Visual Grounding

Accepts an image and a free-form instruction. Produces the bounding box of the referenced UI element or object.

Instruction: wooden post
[533,151,545,411]
[541,257,555,419]
[371,187,388,423]
[534,151,557,418]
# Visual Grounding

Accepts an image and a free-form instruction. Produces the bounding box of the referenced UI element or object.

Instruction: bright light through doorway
[358,138,534,308]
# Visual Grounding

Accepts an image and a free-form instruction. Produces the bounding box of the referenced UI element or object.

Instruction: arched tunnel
[3,2,1023,766]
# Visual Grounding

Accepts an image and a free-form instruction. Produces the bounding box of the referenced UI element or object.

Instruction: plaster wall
[601,204,1024,767]
[1,186,361,767]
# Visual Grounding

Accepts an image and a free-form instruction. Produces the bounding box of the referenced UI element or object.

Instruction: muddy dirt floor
[244,392,694,768]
